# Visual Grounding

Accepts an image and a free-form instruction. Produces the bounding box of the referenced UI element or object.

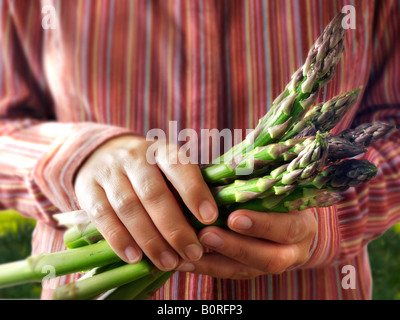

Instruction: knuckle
[260,215,273,236]
[182,182,203,199]
[177,148,192,164]
[116,149,136,167]
[162,158,180,171]
[102,225,122,245]
[232,242,249,263]
[113,193,137,216]
[231,266,251,280]
[129,151,148,168]
[138,180,164,204]
[141,191,163,205]
[284,216,304,243]
[285,222,299,243]
[89,201,111,220]
[261,250,291,275]
[141,233,162,251]
[156,144,179,167]
[162,227,188,250]
[101,152,121,168]
[96,165,114,181]
[166,227,182,243]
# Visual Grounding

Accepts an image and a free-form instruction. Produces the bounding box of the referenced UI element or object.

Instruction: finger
[177,252,263,280]
[198,226,301,274]
[100,173,180,271]
[76,182,142,265]
[126,162,204,263]
[155,144,218,224]
[227,209,316,244]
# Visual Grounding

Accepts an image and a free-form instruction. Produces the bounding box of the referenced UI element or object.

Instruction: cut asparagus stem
[53,210,90,228]
[133,271,175,300]
[212,13,346,164]
[54,210,104,249]
[0,240,120,288]
[63,223,104,249]
[100,271,167,300]
[52,260,155,300]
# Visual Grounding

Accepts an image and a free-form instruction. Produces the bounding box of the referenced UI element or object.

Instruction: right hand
[74,135,218,271]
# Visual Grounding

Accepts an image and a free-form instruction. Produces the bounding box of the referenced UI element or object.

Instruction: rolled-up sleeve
[0,0,133,226]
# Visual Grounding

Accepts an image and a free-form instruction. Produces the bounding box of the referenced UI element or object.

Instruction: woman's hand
[178,208,317,279]
[75,134,316,278]
[74,135,218,271]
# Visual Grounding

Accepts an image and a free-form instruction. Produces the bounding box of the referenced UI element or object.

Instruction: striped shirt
[1,0,399,300]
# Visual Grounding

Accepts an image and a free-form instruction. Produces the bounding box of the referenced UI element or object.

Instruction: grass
[0,210,399,300]
[368,223,400,300]
[0,210,41,299]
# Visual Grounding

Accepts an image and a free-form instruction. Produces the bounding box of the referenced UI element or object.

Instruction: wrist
[34,123,137,218]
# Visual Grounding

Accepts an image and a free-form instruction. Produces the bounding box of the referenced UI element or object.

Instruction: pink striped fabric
[1,0,399,300]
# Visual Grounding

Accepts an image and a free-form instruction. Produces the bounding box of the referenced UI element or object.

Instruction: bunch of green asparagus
[0,13,394,300]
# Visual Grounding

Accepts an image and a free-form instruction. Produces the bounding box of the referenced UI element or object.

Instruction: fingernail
[125,246,141,264]
[199,232,223,249]
[178,262,195,272]
[159,251,178,270]
[183,243,203,261]
[231,216,253,230]
[199,201,217,223]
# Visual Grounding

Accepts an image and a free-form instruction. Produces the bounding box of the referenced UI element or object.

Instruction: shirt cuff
[295,205,341,269]
[33,122,135,225]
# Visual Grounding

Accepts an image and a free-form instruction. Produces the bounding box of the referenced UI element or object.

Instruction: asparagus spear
[18,158,375,299]
[296,122,394,163]
[325,134,367,162]
[213,13,346,164]
[338,121,394,147]
[308,158,378,191]
[281,88,362,141]
[223,191,343,215]
[52,260,156,300]
[202,137,311,185]
[133,272,176,300]
[203,131,367,185]
[275,192,344,213]
[99,271,173,300]
[258,158,378,210]
[213,132,329,205]
[224,159,377,214]
[0,240,120,288]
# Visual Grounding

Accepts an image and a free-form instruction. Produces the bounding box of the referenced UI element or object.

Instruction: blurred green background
[0,209,399,300]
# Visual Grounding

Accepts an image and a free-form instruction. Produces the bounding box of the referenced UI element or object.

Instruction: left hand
[177,208,317,279]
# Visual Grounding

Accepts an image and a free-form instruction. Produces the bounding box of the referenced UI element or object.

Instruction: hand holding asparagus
[0,13,394,300]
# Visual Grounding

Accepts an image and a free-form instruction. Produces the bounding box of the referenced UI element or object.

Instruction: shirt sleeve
[303,0,400,268]
[0,0,133,226]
